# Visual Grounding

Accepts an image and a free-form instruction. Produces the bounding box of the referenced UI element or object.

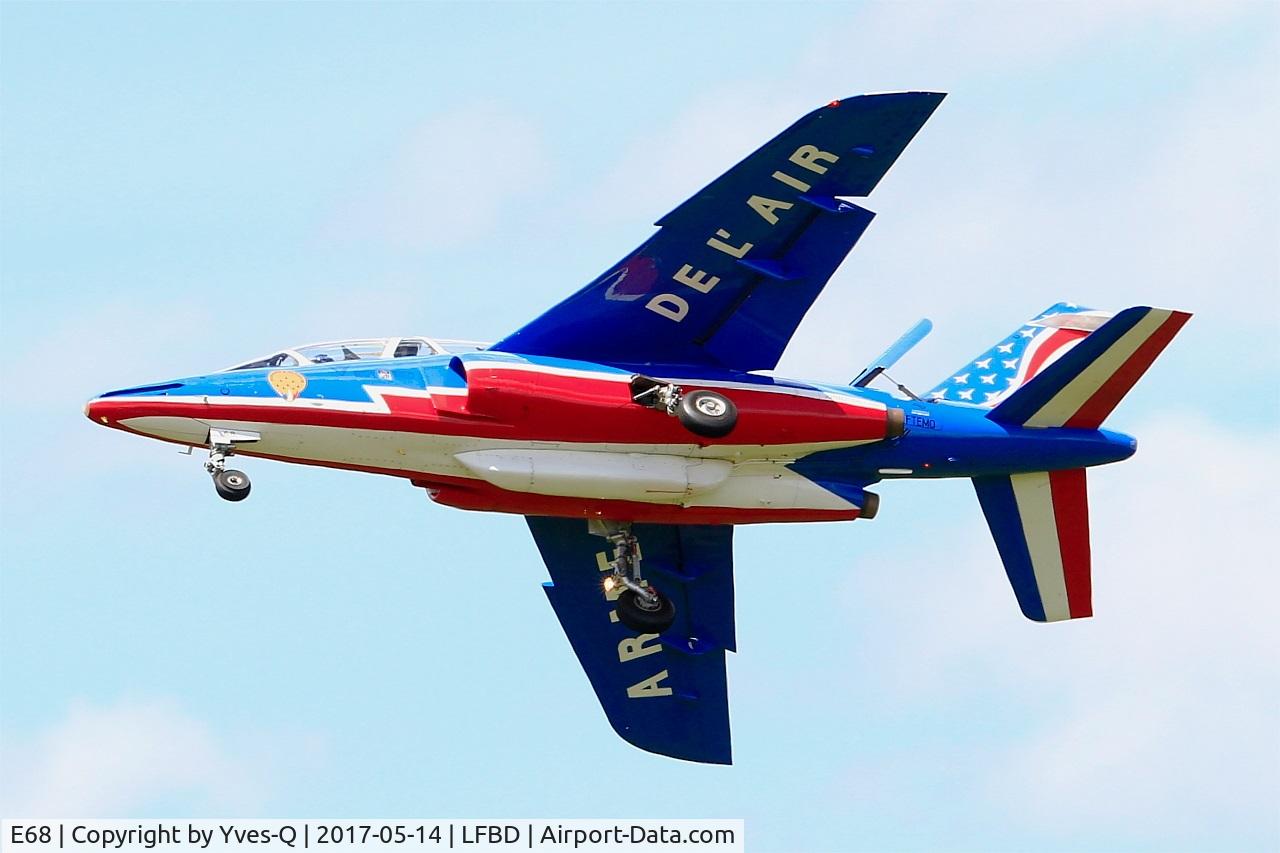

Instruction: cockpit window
[434,339,488,353]
[297,340,387,364]
[394,338,427,357]
[222,336,486,372]
[232,353,299,370]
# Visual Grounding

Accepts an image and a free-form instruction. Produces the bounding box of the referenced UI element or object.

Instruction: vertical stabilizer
[928,303,1109,406]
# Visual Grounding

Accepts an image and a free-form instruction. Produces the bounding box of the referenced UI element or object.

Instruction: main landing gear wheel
[213,469,251,502]
[591,519,679,634]
[616,587,676,634]
[677,390,738,438]
[631,376,739,439]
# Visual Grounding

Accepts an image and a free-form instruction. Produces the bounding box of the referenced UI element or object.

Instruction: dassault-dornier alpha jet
[86,93,1190,763]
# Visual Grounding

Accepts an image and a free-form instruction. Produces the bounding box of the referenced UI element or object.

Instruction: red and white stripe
[1009,469,1092,621]
[1025,309,1192,429]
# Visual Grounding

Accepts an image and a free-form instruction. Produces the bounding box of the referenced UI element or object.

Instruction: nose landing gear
[595,520,677,634]
[203,428,259,502]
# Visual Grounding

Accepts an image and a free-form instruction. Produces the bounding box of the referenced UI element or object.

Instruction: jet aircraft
[85,93,1190,764]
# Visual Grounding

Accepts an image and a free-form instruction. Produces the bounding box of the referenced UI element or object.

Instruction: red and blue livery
[85,93,1189,764]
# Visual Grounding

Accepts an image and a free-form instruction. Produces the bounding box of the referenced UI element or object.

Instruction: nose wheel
[203,428,258,502]
[212,468,251,501]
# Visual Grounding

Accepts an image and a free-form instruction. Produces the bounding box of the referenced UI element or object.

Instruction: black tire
[616,588,676,634]
[676,390,737,438]
[213,468,251,502]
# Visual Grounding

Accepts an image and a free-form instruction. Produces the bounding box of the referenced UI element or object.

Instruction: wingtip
[610,719,733,765]
[826,91,948,108]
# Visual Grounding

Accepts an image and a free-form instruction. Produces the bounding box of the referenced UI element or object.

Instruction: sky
[1,1,1277,850]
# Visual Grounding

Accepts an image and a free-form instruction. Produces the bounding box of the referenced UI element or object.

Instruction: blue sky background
[2,2,1277,850]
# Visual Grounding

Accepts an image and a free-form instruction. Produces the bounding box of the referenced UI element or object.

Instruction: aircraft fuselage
[85,351,1134,525]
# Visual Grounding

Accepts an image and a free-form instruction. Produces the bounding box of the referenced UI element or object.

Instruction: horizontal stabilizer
[528,516,736,764]
[973,470,1092,622]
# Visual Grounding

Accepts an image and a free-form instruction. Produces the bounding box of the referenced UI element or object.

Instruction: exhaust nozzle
[886,407,905,439]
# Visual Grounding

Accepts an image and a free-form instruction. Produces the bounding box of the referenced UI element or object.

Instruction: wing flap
[528,516,736,764]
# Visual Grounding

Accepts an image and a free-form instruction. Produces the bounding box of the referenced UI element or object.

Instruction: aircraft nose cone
[84,397,107,424]
[84,380,187,427]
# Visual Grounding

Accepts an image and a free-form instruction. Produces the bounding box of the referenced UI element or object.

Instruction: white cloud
[578,86,816,227]
[798,0,1254,86]
[560,2,1278,391]
[1,299,217,417]
[836,413,1280,843]
[325,102,552,250]
[0,698,322,816]
[579,0,1262,228]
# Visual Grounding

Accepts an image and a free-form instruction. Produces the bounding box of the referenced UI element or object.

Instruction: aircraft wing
[528,516,736,764]
[491,92,945,371]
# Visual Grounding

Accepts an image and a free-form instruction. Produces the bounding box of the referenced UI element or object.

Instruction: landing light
[603,577,617,593]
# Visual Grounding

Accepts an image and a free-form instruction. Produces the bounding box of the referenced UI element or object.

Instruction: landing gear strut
[203,428,258,502]
[205,443,251,502]
[630,376,737,439]
[593,521,676,633]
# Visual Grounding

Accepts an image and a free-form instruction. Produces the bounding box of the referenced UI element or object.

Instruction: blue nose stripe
[98,382,185,398]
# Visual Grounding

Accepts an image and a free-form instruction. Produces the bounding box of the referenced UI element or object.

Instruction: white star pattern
[927,303,1096,405]
[926,300,1095,404]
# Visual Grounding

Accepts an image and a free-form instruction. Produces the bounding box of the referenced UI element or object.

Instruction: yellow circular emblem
[267,370,307,401]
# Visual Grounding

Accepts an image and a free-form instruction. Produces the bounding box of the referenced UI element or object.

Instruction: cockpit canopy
[225,337,487,371]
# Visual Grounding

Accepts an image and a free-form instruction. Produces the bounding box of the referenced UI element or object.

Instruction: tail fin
[988,306,1191,428]
[928,303,1112,406]
[974,469,1092,622]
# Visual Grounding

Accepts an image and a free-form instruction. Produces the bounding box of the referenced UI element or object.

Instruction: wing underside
[527,516,736,764]
[492,92,946,371]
